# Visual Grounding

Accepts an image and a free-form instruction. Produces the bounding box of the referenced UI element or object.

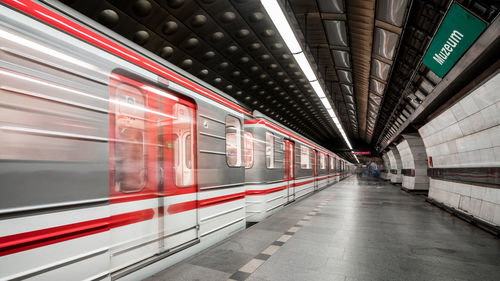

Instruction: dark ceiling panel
[61,0,351,150]
[58,0,499,156]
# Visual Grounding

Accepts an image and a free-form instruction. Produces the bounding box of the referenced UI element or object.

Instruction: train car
[0,2,250,280]
[243,113,287,222]
[0,1,353,280]
[244,112,342,222]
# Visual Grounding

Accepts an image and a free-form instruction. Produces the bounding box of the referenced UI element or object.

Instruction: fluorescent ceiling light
[320,97,330,109]
[310,80,326,99]
[293,52,317,81]
[261,0,355,153]
[352,152,359,163]
[260,0,302,53]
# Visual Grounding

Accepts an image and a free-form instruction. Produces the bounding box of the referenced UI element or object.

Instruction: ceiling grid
[57,0,500,159]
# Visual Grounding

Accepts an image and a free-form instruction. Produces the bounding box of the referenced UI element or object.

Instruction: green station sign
[422,3,486,78]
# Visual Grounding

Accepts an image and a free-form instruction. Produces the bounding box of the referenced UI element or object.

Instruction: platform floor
[145,176,500,281]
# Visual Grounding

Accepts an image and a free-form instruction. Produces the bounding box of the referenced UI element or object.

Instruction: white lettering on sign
[432,30,464,65]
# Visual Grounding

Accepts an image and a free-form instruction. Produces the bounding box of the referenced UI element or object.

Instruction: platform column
[387,146,403,183]
[396,134,429,192]
[381,153,391,180]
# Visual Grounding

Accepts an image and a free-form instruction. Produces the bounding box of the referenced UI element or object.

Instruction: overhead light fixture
[320,97,330,108]
[261,0,355,152]
[310,80,326,99]
[352,152,360,163]
[293,52,317,81]
[260,0,302,54]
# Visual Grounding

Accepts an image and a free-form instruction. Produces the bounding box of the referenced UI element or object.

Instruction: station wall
[418,71,500,227]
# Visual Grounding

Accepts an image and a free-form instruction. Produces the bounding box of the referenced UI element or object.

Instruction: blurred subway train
[0,1,354,280]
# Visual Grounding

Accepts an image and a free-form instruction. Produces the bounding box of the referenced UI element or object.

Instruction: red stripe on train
[0,209,155,257]
[198,192,246,208]
[293,179,314,187]
[246,185,287,195]
[1,0,252,117]
[167,192,246,215]
[246,176,332,195]
[111,193,159,204]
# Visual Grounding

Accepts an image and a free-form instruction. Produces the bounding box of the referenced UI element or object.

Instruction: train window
[300,145,311,169]
[330,156,334,170]
[244,132,254,168]
[113,83,147,193]
[266,132,275,168]
[173,103,195,187]
[226,116,242,167]
[320,153,326,169]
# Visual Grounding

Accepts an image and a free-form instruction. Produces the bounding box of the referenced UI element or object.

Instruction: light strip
[260,0,354,152]
[320,98,331,109]
[293,52,317,81]
[352,152,360,163]
[260,0,302,54]
[310,81,326,99]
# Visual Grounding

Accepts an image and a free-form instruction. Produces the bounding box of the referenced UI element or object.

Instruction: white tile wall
[451,102,468,122]
[421,72,500,227]
[419,71,500,168]
[470,185,485,199]
[460,95,480,116]
[480,104,500,129]
[489,125,500,147]
[479,201,495,222]
[493,205,500,225]
[484,188,500,205]
[470,198,482,217]
[494,147,500,162]
[459,195,470,212]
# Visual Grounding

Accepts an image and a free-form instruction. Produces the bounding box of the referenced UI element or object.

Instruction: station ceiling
[58,0,499,162]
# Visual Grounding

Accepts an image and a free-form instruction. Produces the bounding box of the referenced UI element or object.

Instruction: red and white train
[0,1,353,280]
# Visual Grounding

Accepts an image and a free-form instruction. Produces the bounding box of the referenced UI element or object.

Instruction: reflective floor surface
[146,176,500,281]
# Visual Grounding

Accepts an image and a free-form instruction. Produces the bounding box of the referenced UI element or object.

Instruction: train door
[109,74,198,272]
[161,102,198,252]
[313,150,318,191]
[284,139,295,203]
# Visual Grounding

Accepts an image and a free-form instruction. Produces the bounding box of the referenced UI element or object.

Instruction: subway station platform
[146,176,500,281]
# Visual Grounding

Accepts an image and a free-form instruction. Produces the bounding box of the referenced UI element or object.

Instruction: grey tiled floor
[145,176,500,281]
